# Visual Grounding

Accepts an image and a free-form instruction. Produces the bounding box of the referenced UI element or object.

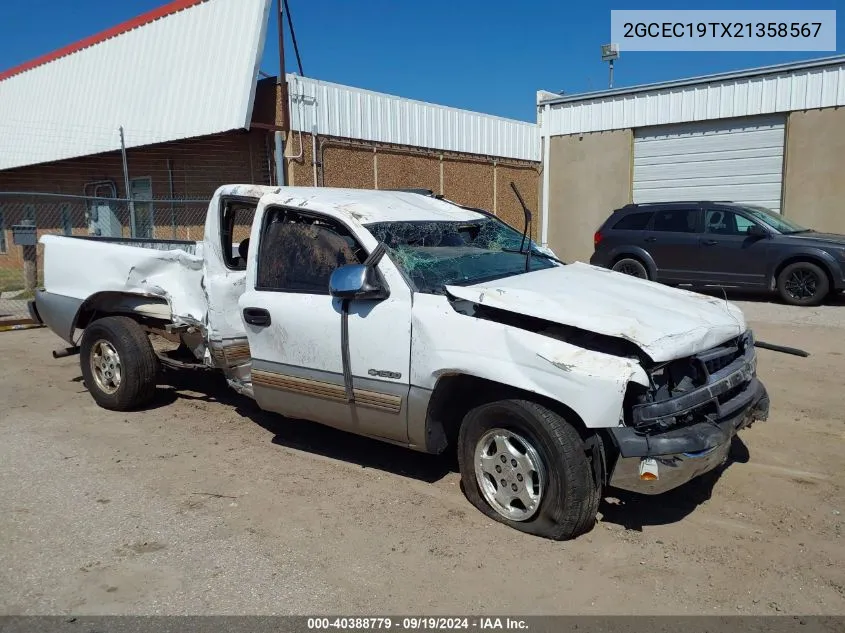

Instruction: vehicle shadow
[151,369,456,484]
[71,369,755,513]
[598,435,750,532]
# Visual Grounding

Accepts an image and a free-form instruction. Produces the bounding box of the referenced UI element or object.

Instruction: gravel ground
[702,288,845,328]
[0,297,843,616]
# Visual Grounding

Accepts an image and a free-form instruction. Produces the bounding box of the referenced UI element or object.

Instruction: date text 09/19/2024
[307,617,529,630]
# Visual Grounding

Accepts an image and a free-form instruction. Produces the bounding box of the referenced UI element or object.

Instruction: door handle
[702,239,718,246]
[243,307,271,327]
[644,236,657,243]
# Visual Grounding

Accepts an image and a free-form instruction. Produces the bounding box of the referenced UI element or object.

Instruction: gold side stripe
[252,369,402,415]
[210,342,252,367]
[224,343,252,365]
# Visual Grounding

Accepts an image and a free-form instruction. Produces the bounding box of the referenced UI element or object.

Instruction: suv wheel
[457,399,600,540]
[777,262,829,307]
[612,257,649,279]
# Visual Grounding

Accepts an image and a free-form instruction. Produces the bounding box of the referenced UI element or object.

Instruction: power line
[283,0,304,76]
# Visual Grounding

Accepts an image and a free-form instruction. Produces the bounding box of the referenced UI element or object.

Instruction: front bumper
[608,337,769,495]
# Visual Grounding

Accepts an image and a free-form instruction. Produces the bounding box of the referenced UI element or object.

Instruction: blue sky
[0,0,841,122]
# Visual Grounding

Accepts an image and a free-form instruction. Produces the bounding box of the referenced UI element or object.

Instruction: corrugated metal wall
[288,75,540,162]
[0,0,271,171]
[541,60,845,136]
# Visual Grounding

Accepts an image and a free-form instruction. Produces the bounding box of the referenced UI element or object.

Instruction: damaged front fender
[410,293,650,431]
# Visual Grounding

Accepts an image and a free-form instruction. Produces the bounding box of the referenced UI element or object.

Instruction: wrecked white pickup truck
[30,184,769,540]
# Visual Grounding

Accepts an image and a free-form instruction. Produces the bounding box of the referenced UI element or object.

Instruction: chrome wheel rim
[474,428,545,522]
[784,268,819,301]
[90,340,122,394]
[613,261,646,278]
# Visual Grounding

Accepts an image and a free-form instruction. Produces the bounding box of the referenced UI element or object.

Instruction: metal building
[0,0,540,278]
[537,56,845,262]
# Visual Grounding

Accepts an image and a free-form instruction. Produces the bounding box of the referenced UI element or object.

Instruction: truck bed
[39,234,207,331]
[65,235,201,255]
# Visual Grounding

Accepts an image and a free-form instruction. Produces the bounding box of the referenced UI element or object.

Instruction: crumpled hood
[445,262,747,362]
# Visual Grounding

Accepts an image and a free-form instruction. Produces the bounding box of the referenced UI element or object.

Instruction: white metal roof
[539,55,845,136]
[288,74,540,162]
[262,187,486,225]
[0,0,271,171]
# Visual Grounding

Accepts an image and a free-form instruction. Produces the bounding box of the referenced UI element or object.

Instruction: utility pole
[276,0,291,185]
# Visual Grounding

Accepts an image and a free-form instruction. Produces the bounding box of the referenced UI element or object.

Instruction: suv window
[652,209,698,233]
[704,210,756,236]
[612,211,652,231]
[256,208,365,293]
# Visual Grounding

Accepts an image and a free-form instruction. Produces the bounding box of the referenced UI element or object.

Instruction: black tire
[457,399,600,540]
[776,261,829,307]
[611,257,649,280]
[80,316,159,411]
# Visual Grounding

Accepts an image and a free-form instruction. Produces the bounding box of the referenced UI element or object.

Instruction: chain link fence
[0,192,210,325]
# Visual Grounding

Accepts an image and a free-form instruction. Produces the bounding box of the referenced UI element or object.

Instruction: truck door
[238,204,413,444]
[203,195,259,368]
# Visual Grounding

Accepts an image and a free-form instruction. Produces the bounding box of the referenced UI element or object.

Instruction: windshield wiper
[501,248,565,265]
[509,182,534,272]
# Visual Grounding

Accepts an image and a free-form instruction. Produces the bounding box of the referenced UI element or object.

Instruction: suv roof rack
[620,200,736,209]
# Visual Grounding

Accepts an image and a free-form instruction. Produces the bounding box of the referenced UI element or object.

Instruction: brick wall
[286,134,540,238]
[0,130,273,272]
[0,129,273,201]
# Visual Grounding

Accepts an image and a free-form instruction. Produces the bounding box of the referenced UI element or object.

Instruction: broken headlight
[648,357,703,400]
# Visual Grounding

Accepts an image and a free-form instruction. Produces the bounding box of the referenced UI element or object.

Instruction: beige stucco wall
[546,130,632,263]
[783,108,845,233]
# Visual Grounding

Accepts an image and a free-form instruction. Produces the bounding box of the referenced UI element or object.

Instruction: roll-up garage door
[633,115,786,213]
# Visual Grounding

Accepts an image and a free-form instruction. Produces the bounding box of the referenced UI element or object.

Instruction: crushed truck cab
[30,184,769,540]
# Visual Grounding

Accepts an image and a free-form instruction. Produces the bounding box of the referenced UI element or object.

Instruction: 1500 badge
[368,369,402,379]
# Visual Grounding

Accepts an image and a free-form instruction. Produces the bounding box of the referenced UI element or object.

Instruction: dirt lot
[1,296,843,616]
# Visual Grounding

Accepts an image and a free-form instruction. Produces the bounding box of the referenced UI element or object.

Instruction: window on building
[704,210,758,236]
[60,204,73,236]
[652,209,699,233]
[220,198,258,270]
[256,208,365,293]
[0,209,6,253]
[130,177,154,239]
[613,211,653,231]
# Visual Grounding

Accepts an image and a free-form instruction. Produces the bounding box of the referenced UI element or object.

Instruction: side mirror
[747,224,769,239]
[329,264,389,301]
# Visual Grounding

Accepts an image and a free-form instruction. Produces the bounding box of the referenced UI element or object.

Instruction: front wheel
[80,316,159,411]
[457,400,600,540]
[777,262,829,306]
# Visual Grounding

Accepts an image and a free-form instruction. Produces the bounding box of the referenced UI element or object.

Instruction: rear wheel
[457,399,600,540]
[611,257,649,280]
[777,262,829,306]
[80,316,159,410]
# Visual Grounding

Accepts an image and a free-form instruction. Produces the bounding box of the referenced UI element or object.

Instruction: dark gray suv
[590,201,845,306]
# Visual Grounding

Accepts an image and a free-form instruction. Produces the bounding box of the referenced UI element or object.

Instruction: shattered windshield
[366,218,557,294]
